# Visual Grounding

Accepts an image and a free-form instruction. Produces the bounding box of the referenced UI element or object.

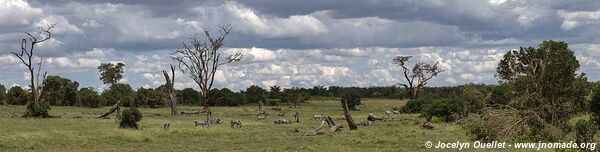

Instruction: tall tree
[135,87,160,108]
[0,83,6,105]
[7,86,29,105]
[495,40,586,140]
[171,24,242,127]
[392,56,444,99]
[102,83,135,106]
[97,62,125,86]
[42,75,79,106]
[76,87,104,108]
[11,24,54,117]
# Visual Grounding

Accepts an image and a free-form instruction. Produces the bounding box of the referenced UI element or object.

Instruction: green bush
[574,120,597,148]
[591,84,600,129]
[341,91,361,110]
[119,107,143,129]
[23,101,52,118]
[422,98,456,122]
[400,97,432,113]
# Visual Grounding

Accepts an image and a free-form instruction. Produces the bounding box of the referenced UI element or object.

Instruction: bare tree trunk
[293,112,300,123]
[341,100,358,130]
[206,110,212,127]
[258,100,264,111]
[163,65,177,117]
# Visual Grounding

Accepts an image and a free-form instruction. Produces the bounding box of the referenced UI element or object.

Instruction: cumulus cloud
[558,9,600,30]
[1,0,600,91]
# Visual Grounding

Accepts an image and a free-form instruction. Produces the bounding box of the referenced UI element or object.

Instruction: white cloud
[83,19,104,28]
[558,9,600,30]
[36,15,83,34]
[220,1,327,38]
[0,0,42,28]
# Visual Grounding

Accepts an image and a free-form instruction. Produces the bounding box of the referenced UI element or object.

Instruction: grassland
[0,99,550,152]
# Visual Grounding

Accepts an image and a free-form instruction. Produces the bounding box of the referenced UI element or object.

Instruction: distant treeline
[0,75,517,108]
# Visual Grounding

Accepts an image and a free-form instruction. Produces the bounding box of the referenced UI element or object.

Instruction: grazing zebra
[163,121,171,129]
[273,119,291,124]
[257,115,266,120]
[230,120,243,128]
[195,120,208,127]
[385,111,392,117]
[312,115,322,120]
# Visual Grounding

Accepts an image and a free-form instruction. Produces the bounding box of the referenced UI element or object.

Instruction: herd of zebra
[162,110,402,130]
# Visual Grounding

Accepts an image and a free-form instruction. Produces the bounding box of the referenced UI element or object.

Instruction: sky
[0,0,600,92]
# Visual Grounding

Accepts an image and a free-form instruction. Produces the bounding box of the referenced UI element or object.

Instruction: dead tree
[392,56,444,99]
[293,112,300,123]
[163,65,177,117]
[258,100,264,111]
[341,99,358,130]
[171,24,242,126]
[11,24,55,117]
[312,116,343,135]
[98,100,120,119]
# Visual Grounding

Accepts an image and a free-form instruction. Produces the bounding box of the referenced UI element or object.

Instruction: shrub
[23,102,52,118]
[119,107,143,129]
[400,97,429,113]
[341,91,361,110]
[591,84,600,129]
[460,111,523,142]
[422,98,456,122]
[574,119,597,149]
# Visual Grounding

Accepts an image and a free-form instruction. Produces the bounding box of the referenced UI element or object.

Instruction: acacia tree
[11,24,55,117]
[98,62,125,86]
[171,24,242,126]
[392,56,444,99]
[495,40,586,140]
[97,62,126,119]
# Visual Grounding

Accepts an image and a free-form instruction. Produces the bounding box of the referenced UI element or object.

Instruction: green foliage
[400,97,430,113]
[177,88,200,105]
[102,83,135,106]
[422,98,456,122]
[496,40,587,140]
[488,83,513,106]
[76,87,104,108]
[574,119,597,150]
[23,101,51,118]
[135,87,161,108]
[591,83,600,129]
[0,83,6,105]
[119,107,142,129]
[207,88,246,106]
[244,85,266,104]
[420,85,487,122]
[459,86,487,115]
[7,86,29,105]
[341,91,361,111]
[42,75,79,106]
[97,62,125,85]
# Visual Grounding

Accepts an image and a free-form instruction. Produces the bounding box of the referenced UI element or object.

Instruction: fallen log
[312,116,342,135]
[98,101,120,119]
[180,109,209,115]
[180,111,201,115]
[367,113,384,121]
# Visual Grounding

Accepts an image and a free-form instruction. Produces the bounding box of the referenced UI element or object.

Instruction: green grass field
[0,99,550,152]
